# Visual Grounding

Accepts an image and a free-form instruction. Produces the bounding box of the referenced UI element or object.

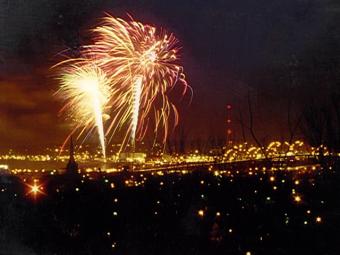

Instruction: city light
[26,181,45,199]
[294,195,302,203]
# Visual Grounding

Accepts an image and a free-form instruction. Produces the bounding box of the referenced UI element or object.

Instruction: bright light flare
[26,182,45,198]
[31,185,39,193]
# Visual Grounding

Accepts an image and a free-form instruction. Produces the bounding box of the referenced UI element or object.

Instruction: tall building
[65,136,78,175]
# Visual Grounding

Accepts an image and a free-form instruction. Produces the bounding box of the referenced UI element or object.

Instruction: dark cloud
[0,72,67,150]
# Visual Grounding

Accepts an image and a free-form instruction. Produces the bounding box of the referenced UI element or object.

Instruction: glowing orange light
[198,209,204,217]
[294,195,302,203]
[31,185,39,194]
[26,182,45,198]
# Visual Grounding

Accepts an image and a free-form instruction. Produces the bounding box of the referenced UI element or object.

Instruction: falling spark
[56,64,111,158]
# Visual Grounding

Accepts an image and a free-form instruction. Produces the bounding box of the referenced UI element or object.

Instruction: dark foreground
[1,164,340,255]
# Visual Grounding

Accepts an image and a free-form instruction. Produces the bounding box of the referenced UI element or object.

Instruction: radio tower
[226,104,233,147]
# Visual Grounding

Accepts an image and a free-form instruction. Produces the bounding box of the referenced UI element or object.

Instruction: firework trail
[55,64,111,158]
[131,75,143,149]
[83,14,191,151]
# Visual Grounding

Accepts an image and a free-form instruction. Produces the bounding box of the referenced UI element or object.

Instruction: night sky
[1,0,340,151]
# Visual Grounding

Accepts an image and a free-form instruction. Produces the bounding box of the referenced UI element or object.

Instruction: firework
[56,64,111,158]
[83,14,191,150]
[55,14,190,155]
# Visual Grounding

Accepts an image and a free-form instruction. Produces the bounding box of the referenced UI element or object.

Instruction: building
[0,164,9,175]
[118,152,146,163]
[65,137,79,176]
[0,164,12,184]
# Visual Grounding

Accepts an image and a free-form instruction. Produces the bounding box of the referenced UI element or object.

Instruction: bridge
[132,154,334,173]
